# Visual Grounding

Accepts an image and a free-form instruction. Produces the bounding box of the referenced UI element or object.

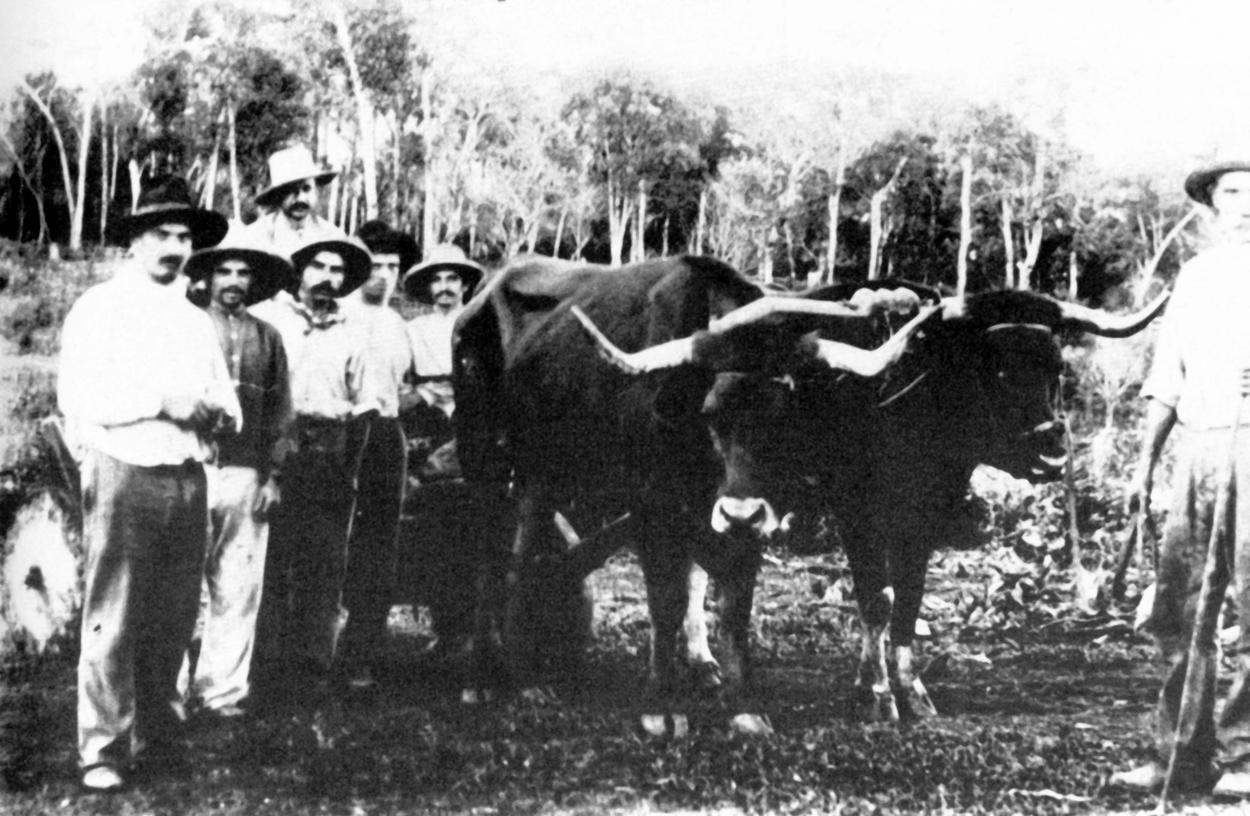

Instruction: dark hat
[402,244,484,304]
[184,221,295,306]
[1184,160,1250,206]
[290,237,373,297]
[356,220,418,274]
[113,176,229,249]
[255,145,338,208]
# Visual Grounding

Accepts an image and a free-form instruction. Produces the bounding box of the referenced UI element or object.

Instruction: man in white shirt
[1112,159,1250,799]
[240,145,345,261]
[59,177,238,792]
[402,244,484,421]
[336,222,418,688]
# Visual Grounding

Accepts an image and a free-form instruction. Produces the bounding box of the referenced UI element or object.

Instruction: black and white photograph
[2,1,1250,813]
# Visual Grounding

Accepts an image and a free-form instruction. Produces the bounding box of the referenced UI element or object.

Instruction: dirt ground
[1,547,1247,815]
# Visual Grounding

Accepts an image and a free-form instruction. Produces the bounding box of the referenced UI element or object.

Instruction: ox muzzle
[710,495,782,538]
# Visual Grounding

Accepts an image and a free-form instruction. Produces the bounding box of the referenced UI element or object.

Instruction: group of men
[58,145,482,793]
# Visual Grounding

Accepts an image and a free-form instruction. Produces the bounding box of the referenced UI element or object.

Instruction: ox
[581,281,1168,719]
[452,257,932,695]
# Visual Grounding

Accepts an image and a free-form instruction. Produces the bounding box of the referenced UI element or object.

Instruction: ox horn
[1055,290,1170,337]
[814,304,940,376]
[572,299,937,377]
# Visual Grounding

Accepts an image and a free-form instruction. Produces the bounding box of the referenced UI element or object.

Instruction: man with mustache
[58,177,238,792]
[178,226,293,720]
[333,221,419,688]
[1112,159,1250,800]
[403,244,484,422]
[242,145,345,260]
[247,236,386,701]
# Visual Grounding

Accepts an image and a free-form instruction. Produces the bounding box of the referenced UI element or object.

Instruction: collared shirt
[250,294,379,420]
[205,303,292,473]
[58,264,242,467]
[1142,241,1250,428]
[407,307,460,417]
[240,210,345,262]
[340,300,416,419]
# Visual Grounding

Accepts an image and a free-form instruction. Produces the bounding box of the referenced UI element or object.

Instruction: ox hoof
[730,713,774,737]
[855,688,900,724]
[690,661,723,693]
[640,713,689,739]
[899,683,938,721]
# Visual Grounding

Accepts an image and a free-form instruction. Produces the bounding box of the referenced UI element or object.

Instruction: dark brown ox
[610,281,1168,720]
[452,256,932,695]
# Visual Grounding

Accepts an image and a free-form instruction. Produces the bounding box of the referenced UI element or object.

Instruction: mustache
[309,281,338,296]
[288,203,311,214]
[159,254,185,267]
[219,286,246,297]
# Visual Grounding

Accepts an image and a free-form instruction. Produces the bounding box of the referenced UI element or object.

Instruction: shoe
[1213,769,1250,799]
[1108,760,1219,793]
[80,765,125,793]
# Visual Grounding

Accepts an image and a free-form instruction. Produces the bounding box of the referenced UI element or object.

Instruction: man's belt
[294,415,349,459]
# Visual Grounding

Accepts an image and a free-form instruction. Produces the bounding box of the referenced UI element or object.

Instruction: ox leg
[682,563,723,692]
[890,549,937,720]
[855,585,899,722]
[501,488,554,686]
[636,516,689,698]
[713,549,761,696]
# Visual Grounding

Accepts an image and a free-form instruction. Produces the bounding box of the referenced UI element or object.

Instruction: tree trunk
[868,157,907,280]
[553,208,567,258]
[631,179,647,263]
[70,92,92,251]
[1068,248,1079,300]
[694,186,707,255]
[108,123,119,236]
[661,214,670,257]
[607,168,627,267]
[1134,207,1198,306]
[127,158,142,211]
[390,110,402,225]
[822,154,845,286]
[1000,197,1015,289]
[419,69,436,259]
[99,105,109,244]
[957,155,972,296]
[227,103,241,221]
[332,4,378,221]
[201,114,222,210]
[20,80,76,244]
[0,131,49,245]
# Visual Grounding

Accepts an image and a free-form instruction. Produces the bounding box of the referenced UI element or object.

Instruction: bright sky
[2,0,1248,181]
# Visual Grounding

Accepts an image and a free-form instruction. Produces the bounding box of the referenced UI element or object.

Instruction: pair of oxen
[443,255,1166,722]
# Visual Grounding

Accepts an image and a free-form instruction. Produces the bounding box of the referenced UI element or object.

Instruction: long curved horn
[1056,290,1170,337]
[814,305,939,376]
[708,296,870,334]
[570,306,696,375]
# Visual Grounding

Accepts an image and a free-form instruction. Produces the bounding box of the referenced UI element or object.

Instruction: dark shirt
[206,304,292,475]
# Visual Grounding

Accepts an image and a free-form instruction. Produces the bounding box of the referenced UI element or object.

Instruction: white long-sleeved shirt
[1142,242,1250,428]
[340,300,415,419]
[406,307,460,417]
[58,265,242,466]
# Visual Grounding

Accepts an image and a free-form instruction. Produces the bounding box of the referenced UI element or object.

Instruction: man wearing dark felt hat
[177,224,294,720]
[1112,159,1250,799]
[59,176,241,792]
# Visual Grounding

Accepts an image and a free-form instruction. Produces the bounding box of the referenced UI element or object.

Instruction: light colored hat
[1184,160,1250,206]
[184,220,295,305]
[291,236,373,298]
[402,244,484,303]
[255,145,338,208]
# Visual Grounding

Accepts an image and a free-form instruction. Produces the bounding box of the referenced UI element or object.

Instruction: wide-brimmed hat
[291,236,372,297]
[112,176,229,249]
[1184,160,1250,206]
[254,145,338,208]
[183,221,295,306]
[402,244,484,303]
[356,220,418,275]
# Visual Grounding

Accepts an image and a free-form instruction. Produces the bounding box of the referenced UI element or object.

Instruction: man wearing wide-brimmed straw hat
[177,224,294,721]
[247,235,390,701]
[242,144,345,261]
[59,176,241,792]
[1112,159,1250,800]
[403,243,484,419]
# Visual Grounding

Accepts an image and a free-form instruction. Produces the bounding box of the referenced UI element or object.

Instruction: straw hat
[254,145,338,208]
[402,244,484,303]
[1184,160,1250,206]
[184,221,295,305]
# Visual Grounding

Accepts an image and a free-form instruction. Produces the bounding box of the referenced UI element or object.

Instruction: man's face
[362,252,400,305]
[210,258,255,312]
[1211,171,1250,240]
[299,250,346,309]
[430,269,465,312]
[279,180,318,225]
[131,222,193,284]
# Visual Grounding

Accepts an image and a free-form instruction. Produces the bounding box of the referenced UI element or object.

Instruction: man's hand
[253,475,281,519]
[161,392,223,432]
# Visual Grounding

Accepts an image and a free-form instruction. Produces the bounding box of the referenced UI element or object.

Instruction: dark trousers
[78,453,206,770]
[340,416,406,666]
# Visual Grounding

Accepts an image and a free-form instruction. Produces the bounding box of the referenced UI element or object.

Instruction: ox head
[926,289,1169,482]
[572,293,937,539]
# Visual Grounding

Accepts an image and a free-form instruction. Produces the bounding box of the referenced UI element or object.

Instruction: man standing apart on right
[1112,159,1250,800]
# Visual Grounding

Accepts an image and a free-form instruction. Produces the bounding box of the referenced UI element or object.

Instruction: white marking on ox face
[710,495,780,537]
